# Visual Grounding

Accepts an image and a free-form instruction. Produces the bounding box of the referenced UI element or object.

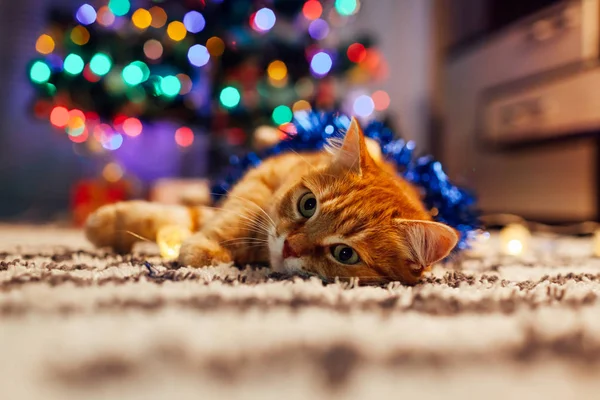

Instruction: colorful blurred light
[292,100,311,112]
[188,44,210,67]
[308,19,329,40]
[122,117,142,137]
[207,36,225,56]
[144,39,163,60]
[272,105,293,125]
[102,132,124,150]
[335,0,358,16]
[175,127,194,147]
[103,162,124,182]
[149,6,167,28]
[76,4,97,25]
[302,1,323,20]
[108,0,130,17]
[83,65,101,82]
[30,61,51,84]
[160,75,181,97]
[50,107,70,127]
[372,90,390,111]
[353,94,374,117]
[177,74,193,95]
[63,54,85,75]
[310,52,332,76]
[122,63,144,85]
[267,60,287,81]
[96,6,116,27]
[167,21,187,41]
[71,26,90,45]
[295,78,315,97]
[69,128,88,143]
[183,11,205,33]
[254,8,276,31]
[90,53,112,76]
[347,43,366,63]
[132,8,152,29]
[220,86,241,108]
[35,34,55,55]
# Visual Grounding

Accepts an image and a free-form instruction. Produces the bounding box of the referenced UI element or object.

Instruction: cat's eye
[297,191,317,218]
[330,244,360,265]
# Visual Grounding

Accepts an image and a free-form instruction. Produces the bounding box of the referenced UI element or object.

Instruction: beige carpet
[2,224,600,399]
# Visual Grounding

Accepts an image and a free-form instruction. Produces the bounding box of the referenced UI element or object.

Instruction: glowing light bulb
[50,107,70,127]
[207,36,225,56]
[132,8,152,29]
[30,61,51,84]
[35,34,55,55]
[303,1,323,20]
[96,6,116,27]
[149,6,167,28]
[108,0,130,17]
[175,127,194,147]
[89,53,112,76]
[272,105,293,125]
[500,223,531,256]
[335,0,358,16]
[160,76,182,97]
[183,11,205,33]
[347,43,366,63]
[253,8,276,31]
[122,63,144,85]
[220,86,241,108]
[372,90,390,111]
[267,60,287,81]
[353,95,375,117]
[144,39,163,60]
[76,4,97,25]
[167,21,187,41]
[308,19,329,40]
[71,26,90,45]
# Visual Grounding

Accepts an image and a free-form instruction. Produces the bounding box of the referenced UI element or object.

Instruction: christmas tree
[28,0,390,181]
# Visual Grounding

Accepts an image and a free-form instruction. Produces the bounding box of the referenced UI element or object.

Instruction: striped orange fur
[85,118,457,285]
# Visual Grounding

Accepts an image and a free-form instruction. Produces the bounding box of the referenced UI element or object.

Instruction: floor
[1,224,600,399]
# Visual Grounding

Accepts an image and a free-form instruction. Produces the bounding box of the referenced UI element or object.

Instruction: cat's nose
[282,239,299,259]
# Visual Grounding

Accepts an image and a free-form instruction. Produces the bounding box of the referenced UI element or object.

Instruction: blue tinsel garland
[212,111,481,251]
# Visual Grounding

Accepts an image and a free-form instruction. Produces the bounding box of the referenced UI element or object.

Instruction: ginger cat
[85,118,458,285]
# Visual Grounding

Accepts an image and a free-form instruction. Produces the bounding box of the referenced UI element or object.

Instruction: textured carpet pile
[2,224,600,399]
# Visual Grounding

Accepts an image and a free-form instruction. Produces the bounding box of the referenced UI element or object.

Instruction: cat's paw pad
[179,235,232,267]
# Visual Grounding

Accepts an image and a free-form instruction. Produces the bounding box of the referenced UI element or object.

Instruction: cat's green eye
[297,191,317,218]
[330,244,360,265]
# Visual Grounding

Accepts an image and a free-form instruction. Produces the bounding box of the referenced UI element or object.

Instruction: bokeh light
[103,162,124,182]
[292,100,311,112]
[132,8,152,29]
[177,74,193,95]
[35,34,55,55]
[63,54,85,75]
[149,6,167,28]
[90,53,112,76]
[303,1,323,20]
[69,128,88,143]
[267,60,287,81]
[160,75,181,97]
[76,4,97,25]
[207,36,225,57]
[295,78,315,97]
[101,132,123,150]
[347,43,366,63]
[71,26,90,45]
[30,61,51,84]
[353,94,374,117]
[188,44,210,67]
[372,90,390,111]
[220,86,241,108]
[144,39,163,60]
[167,21,187,41]
[50,106,70,127]
[308,19,329,40]
[122,63,144,85]
[253,8,276,31]
[122,117,142,137]
[183,11,205,33]
[335,0,358,16]
[83,64,101,82]
[310,52,332,76]
[96,6,116,27]
[272,105,293,125]
[175,127,194,147]
[108,0,130,17]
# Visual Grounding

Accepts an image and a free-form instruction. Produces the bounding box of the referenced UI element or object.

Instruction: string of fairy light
[28,0,390,183]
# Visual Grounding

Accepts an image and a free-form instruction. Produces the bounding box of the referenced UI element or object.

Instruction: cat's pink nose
[282,240,299,259]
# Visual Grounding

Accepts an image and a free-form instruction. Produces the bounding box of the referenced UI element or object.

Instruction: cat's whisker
[217,191,277,230]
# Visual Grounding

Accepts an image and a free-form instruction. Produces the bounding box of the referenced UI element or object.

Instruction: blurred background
[0,0,593,228]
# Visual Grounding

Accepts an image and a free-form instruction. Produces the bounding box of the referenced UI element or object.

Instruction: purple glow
[254,8,276,31]
[76,4,97,26]
[183,11,205,33]
[308,19,329,40]
[353,95,375,117]
[102,133,123,150]
[188,44,210,67]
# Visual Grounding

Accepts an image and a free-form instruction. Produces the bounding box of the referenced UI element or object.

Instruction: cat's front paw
[179,234,232,267]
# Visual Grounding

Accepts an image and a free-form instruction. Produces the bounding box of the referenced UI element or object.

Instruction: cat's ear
[330,117,373,174]
[394,219,458,269]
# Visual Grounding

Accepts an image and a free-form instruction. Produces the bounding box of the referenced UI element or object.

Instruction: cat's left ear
[331,117,374,175]
[394,219,458,270]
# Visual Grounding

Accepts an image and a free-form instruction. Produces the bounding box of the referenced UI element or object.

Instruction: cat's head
[267,117,458,285]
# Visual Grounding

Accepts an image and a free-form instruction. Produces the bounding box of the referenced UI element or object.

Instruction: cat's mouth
[268,230,304,274]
